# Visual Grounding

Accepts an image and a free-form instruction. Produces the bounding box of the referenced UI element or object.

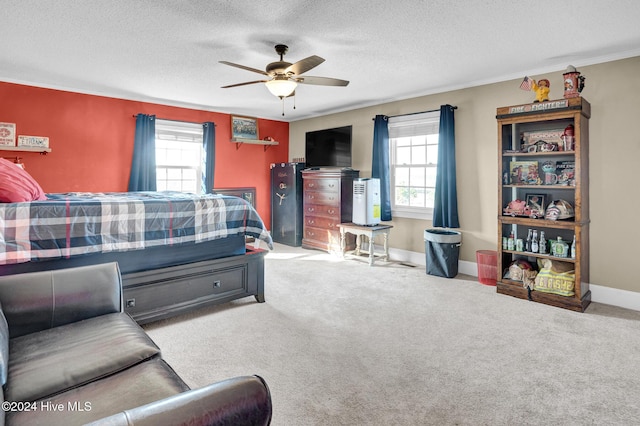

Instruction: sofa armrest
[0,262,123,338]
[86,375,272,426]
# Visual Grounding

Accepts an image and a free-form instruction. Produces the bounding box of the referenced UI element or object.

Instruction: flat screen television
[305,125,352,168]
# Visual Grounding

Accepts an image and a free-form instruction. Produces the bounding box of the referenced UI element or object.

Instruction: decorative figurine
[563,65,585,99]
[531,79,550,103]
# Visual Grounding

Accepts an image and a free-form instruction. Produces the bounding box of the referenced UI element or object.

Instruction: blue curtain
[202,122,216,193]
[372,115,392,221]
[128,114,156,191]
[433,105,459,228]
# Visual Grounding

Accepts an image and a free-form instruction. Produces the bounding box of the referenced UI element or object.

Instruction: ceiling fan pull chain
[281,98,285,116]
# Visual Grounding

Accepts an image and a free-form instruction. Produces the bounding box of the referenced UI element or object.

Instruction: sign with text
[0,123,16,146]
[18,135,49,148]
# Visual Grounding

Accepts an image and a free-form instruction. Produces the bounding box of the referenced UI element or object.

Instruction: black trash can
[424,229,462,278]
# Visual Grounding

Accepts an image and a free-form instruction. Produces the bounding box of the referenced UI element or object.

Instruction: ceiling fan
[219,44,349,101]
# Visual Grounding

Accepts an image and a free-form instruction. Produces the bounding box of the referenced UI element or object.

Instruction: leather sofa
[0,262,272,425]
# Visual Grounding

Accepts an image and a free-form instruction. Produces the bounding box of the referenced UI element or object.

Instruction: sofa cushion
[6,357,190,426]
[0,301,8,386]
[0,262,123,339]
[6,312,160,402]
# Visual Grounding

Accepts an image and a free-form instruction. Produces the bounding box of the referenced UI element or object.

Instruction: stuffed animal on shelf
[531,79,550,103]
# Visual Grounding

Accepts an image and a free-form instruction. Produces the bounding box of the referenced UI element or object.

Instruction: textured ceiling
[2,0,640,122]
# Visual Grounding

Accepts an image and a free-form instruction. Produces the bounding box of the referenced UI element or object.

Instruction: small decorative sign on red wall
[0,122,16,146]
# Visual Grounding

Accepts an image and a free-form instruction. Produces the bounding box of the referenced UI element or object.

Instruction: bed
[0,190,274,324]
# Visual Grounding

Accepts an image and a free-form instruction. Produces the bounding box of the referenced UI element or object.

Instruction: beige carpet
[144,243,640,425]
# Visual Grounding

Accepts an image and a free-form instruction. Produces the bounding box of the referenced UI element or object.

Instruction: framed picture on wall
[231,116,259,140]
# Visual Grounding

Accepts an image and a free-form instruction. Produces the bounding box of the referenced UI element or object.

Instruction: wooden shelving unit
[496,98,590,312]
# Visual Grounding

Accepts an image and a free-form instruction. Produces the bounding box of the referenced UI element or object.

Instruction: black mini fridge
[270,162,305,246]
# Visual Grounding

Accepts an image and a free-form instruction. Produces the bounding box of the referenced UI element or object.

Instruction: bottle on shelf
[507,231,515,251]
[531,230,539,253]
[552,236,569,258]
[539,231,547,254]
[525,229,532,252]
[571,235,576,259]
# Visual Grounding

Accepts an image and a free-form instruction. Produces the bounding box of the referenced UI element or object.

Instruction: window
[388,111,440,220]
[155,120,204,194]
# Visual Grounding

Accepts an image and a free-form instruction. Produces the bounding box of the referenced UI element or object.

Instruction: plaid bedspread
[0,191,273,265]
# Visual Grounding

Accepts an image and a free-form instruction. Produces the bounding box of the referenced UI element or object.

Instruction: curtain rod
[131,115,216,126]
[373,105,458,120]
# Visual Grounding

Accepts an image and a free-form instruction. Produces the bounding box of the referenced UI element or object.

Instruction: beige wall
[290,56,640,294]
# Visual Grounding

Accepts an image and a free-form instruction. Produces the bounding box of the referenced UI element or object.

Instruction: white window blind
[388,111,440,138]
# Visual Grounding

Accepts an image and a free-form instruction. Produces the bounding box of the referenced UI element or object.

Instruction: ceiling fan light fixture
[265,79,297,98]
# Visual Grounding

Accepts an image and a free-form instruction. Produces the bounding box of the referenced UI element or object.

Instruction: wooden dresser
[301,168,359,252]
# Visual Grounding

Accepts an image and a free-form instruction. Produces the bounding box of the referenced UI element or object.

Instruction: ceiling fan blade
[221,80,268,88]
[219,61,268,76]
[285,55,325,76]
[294,76,349,86]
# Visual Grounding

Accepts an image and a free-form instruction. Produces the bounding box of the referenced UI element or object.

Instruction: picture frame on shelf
[525,194,546,218]
[509,160,539,185]
[231,116,259,140]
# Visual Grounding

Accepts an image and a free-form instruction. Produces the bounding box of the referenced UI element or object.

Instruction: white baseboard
[387,247,640,312]
[588,284,640,312]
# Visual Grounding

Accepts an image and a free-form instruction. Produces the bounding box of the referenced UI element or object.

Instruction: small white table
[337,223,393,266]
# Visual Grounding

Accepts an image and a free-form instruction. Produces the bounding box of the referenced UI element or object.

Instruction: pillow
[0,158,46,202]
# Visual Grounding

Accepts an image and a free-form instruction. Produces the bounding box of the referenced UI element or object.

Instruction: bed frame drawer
[122,249,266,324]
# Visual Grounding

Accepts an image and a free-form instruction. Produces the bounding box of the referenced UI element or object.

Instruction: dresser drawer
[304,178,340,192]
[303,226,354,251]
[124,263,247,318]
[303,203,340,217]
[304,191,341,206]
[304,215,340,230]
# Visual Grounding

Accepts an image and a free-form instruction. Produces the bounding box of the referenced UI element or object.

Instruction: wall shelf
[0,146,51,154]
[231,138,278,152]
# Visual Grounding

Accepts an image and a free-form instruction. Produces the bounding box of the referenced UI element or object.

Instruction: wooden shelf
[0,146,51,154]
[503,150,575,157]
[231,138,278,151]
[499,216,589,229]
[496,281,591,312]
[500,249,576,263]
[502,184,574,190]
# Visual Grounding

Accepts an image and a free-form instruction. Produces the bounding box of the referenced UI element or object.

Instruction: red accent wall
[0,81,289,226]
